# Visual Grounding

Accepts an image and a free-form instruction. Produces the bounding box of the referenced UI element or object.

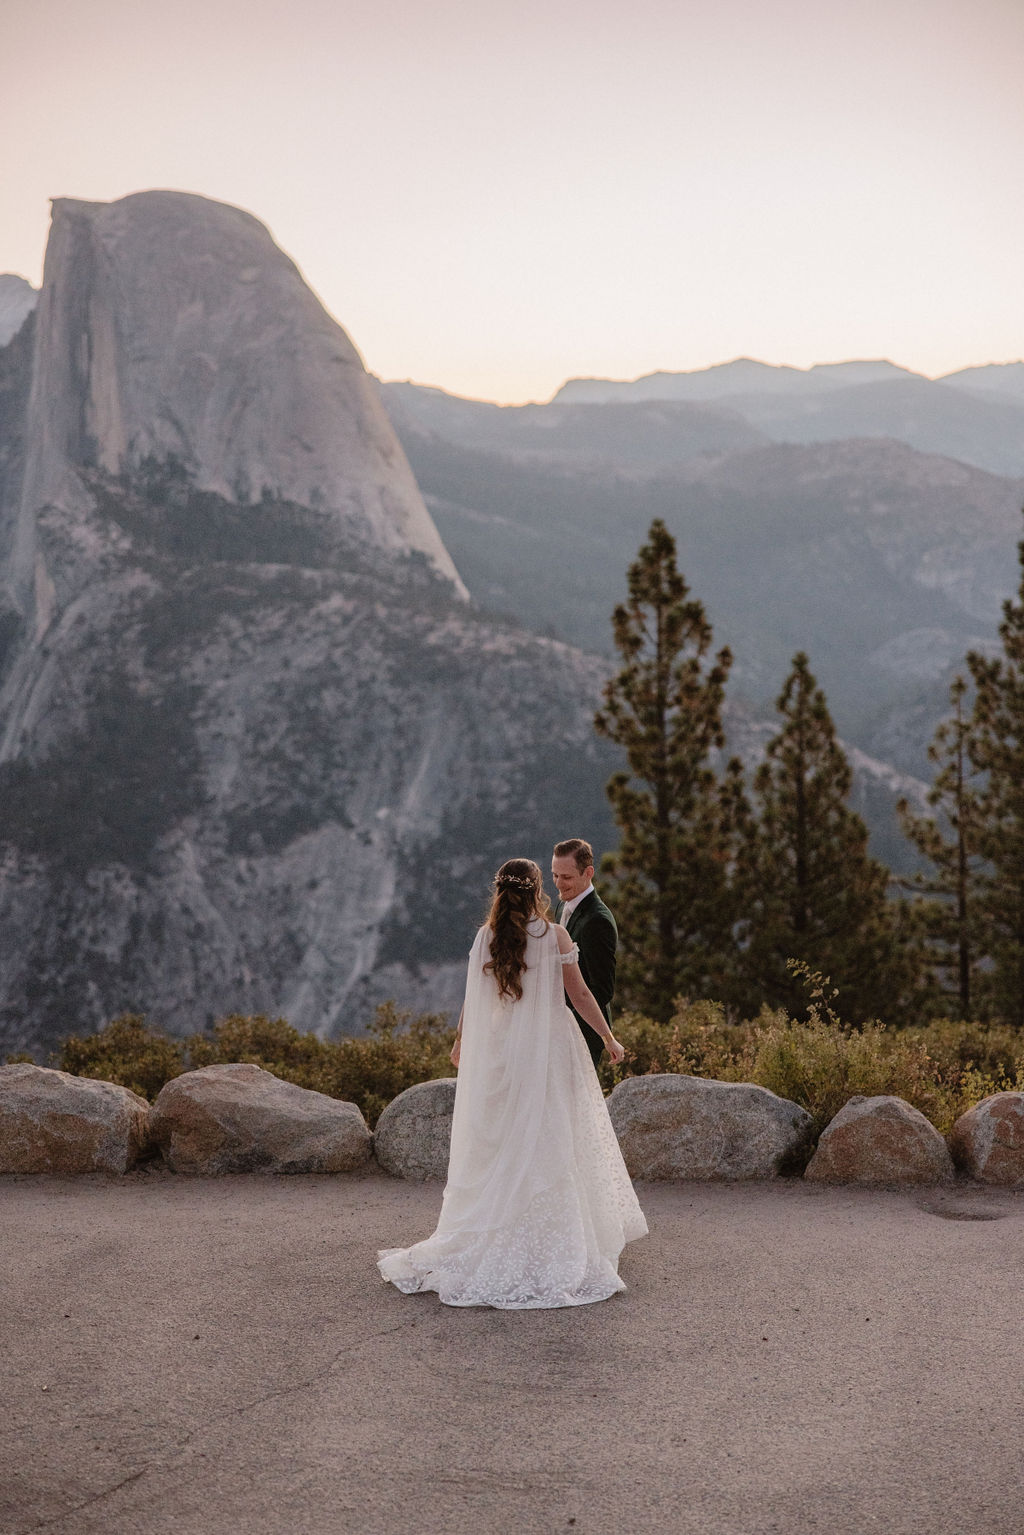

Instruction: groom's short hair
[553,838,594,873]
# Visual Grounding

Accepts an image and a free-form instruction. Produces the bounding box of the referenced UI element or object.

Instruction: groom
[551,837,618,1068]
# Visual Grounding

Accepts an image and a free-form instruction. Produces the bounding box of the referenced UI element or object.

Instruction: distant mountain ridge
[552,354,1024,406]
[389,356,1024,479]
[384,382,767,466]
[943,360,1024,403]
[554,357,920,402]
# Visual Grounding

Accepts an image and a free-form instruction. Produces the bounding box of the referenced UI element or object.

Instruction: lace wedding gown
[377,918,648,1308]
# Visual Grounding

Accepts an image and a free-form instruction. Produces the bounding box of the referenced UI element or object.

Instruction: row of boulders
[621,1078,1024,1186]
[0,1063,372,1177]
[1,1061,1023,1187]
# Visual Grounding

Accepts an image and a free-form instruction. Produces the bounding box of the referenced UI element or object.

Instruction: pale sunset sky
[2,0,1021,402]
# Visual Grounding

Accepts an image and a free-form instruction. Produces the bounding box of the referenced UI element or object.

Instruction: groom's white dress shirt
[560,883,594,924]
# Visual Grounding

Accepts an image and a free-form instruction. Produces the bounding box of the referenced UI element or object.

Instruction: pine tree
[965,527,1024,1026]
[898,675,983,1018]
[595,519,743,1018]
[735,652,909,1022]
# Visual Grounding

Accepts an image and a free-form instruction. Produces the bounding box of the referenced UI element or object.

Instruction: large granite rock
[805,1095,954,1185]
[373,1078,457,1180]
[606,1073,812,1180]
[13,193,465,609]
[0,274,37,347]
[0,190,621,1060]
[0,1063,149,1174]
[150,1063,371,1174]
[949,1093,1024,1186]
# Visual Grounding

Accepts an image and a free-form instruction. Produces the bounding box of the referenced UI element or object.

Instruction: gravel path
[2,1169,1022,1535]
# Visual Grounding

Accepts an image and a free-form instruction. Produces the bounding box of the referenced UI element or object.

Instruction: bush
[900,1017,1024,1078]
[599,967,1024,1136]
[54,1003,456,1128]
[729,1010,955,1137]
[187,1004,456,1127]
[58,1013,187,1101]
[594,999,751,1093]
[50,978,1024,1139]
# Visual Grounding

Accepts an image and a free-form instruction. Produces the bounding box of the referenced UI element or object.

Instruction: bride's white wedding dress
[377,918,648,1308]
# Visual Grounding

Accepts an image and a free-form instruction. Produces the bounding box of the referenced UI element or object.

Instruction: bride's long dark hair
[484,857,551,1002]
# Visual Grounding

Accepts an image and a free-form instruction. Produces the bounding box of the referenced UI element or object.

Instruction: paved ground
[2,1169,1023,1535]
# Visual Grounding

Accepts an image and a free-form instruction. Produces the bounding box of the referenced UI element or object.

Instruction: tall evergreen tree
[965,526,1024,1026]
[734,652,910,1022]
[595,519,743,1018]
[898,675,984,1018]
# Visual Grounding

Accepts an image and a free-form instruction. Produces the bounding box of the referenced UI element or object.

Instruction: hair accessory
[495,873,536,888]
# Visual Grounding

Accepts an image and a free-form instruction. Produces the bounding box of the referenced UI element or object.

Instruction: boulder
[805,1095,954,1185]
[0,1063,150,1174]
[373,1078,457,1180]
[149,1063,371,1174]
[28,193,467,592]
[949,1093,1024,1186]
[606,1073,812,1180]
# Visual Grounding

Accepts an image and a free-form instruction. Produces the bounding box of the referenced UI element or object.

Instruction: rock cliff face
[5,193,463,639]
[0,275,37,348]
[0,193,616,1057]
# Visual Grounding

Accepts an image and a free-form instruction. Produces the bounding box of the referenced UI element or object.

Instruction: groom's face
[551,855,593,904]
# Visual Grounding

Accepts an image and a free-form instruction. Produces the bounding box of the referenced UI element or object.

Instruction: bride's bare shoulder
[553,922,574,953]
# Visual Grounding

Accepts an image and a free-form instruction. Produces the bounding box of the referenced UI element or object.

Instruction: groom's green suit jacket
[554,889,618,1066]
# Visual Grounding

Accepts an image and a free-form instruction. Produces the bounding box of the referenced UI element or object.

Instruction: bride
[377,857,648,1308]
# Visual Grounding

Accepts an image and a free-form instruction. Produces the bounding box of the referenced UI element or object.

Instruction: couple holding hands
[378,838,648,1310]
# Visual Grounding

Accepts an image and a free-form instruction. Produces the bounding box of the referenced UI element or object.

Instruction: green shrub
[599,967,1024,1136]
[187,1004,456,1127]
[54,1004,456,1129]
[595,999,752,1093]
[58,1013,187,1101]
[900,1017,1024,1078]
[50,979,1024,1140]
[730,1009,954,1136]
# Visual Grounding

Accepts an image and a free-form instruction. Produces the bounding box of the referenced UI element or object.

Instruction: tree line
[596,517,1024,1029]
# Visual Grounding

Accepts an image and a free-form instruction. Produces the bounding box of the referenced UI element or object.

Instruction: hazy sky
[2,0,1022,401]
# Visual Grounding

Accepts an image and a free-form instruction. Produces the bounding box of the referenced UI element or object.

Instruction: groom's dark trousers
[555,890,618,1069]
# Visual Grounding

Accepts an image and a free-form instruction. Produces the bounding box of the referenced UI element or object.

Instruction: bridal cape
[377,918,648,1308]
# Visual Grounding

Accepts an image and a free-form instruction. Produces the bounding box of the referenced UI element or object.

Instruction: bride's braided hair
[484,858,551,1001]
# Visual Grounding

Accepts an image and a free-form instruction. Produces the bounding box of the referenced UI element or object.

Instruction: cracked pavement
[2,1169,1022,1534]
